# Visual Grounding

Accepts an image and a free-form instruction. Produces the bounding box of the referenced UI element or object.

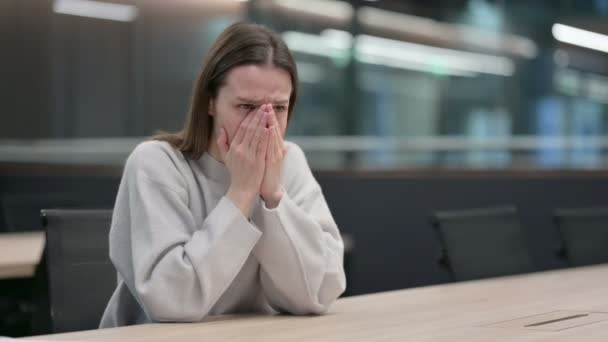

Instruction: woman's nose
[264,103,275,114]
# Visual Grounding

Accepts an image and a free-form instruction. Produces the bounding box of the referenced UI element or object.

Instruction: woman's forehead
[222,64,291,101]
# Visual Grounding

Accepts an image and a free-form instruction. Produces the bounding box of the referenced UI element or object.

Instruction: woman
[100,22,346,327]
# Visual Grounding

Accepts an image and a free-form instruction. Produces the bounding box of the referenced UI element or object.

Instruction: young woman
[100,22,346,327]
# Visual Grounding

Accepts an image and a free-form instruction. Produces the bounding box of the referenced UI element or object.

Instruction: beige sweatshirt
[99,140,346,327]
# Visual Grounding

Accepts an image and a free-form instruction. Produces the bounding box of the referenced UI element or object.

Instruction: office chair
[1,193,81,232]
[554,207,608,267]
[432,206,534,281]
[41,209,115,333]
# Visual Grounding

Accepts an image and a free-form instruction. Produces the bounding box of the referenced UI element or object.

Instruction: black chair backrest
[432,206,534,281]
[554,207,608,267]
[41,209,115,333]
[2,193,81,232]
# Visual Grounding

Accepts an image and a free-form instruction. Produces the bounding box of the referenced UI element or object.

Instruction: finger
[273,122,282,141]
[269,105,277,120]
[251,112,269,153]
[265,127,275,162]
[264,107,280,140]
[258,127,270,158]
[265,106,276,127]
[232,108,258,145]
[216,128,229,160]
[243,105,266,146]
[272,123,284,157]
[263,107,280,148]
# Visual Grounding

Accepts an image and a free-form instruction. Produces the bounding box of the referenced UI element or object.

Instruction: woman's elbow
[140,294,208,322]
[284,300,328,316]
[317,273,347,311]
[147,310,204,323]
[135,282,209,323]
[291,278,346,315]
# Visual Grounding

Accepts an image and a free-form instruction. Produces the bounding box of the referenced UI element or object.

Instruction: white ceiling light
[552,23,608,54]
[273,0,353,22]
[357,34,514,76]
[282,31,339,59]
[359,6,537,59]
[283,30,514,77]
[53,0,138,22]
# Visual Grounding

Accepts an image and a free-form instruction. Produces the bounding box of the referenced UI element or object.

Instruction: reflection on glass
[4,0,608,170]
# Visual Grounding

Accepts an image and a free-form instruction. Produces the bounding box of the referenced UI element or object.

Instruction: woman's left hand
[260,105,285,208]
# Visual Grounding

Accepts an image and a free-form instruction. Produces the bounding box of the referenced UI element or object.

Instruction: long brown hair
[151,22,299,159]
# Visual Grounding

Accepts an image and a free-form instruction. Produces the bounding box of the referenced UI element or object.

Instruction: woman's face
[210,64,292,154]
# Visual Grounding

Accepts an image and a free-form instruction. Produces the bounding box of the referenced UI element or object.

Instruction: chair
[1,193,81,232]
[554,207,608,267]
[431,206,534,281]
[41,209,115,333]
[341,233,355,297]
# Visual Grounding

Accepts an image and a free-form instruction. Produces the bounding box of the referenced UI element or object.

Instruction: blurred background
[2,0,608,337]
[2,0,608,169]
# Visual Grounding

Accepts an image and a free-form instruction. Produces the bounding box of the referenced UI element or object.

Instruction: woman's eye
[239,104,256,111]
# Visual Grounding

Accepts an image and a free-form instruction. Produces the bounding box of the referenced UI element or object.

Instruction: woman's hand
[260,105,286,209]
[217,105,270,217]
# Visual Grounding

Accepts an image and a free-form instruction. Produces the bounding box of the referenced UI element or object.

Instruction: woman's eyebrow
[235,97,289,104]
[235,97,260,103]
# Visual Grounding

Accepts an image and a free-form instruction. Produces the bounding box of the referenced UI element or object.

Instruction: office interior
[2,0,608,339]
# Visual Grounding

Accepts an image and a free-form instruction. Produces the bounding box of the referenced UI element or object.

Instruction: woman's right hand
[217,104,270,217]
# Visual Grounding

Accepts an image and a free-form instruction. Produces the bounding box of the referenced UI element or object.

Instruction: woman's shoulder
[284,140,306,163]
[128,140,184,163]
[281,140,320,197]
[283,140,312,175]
[124,140,189,181]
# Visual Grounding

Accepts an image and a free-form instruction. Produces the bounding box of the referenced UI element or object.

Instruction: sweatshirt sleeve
[113,142,262,322]
[251,142,346,315]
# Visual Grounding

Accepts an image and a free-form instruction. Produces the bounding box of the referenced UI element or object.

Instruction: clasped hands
[217,103,285,216]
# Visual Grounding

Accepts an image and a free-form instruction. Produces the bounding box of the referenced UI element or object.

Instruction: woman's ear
[208,99,215,116]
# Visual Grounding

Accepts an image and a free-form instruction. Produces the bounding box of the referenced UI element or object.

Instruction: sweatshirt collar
[199,152,230,185]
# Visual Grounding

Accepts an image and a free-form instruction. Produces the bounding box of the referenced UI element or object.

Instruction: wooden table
[0,232,45,279]
[23,264,608,341]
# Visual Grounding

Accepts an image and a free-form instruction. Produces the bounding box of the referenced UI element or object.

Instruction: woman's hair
[151,22,298,159]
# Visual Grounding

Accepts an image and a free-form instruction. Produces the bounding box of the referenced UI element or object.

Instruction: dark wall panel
[317,173,608,294]
[1,0,52,139]
[51,14,133,137]
[2,168,607,296]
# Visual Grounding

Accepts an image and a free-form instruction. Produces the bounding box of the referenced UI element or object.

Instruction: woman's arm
[251,143,347,314]
[112,142,261,322]
[116,105,271,322]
